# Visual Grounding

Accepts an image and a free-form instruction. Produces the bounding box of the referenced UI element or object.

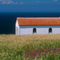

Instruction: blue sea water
[0,12,60,34]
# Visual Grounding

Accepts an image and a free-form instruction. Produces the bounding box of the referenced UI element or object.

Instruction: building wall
[15,20,19,35]
[19,25,60,35]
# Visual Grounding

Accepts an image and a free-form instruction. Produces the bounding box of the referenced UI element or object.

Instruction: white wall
[19,25,60,35]
[15,20,19,35]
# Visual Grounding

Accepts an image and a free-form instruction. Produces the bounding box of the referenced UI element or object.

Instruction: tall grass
[0,34,60,60]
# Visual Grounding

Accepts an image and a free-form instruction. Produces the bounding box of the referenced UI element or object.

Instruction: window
[49,28,52,33]
[33,28,36,34]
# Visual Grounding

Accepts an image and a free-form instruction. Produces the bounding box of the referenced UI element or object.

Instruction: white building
[15,17,60,35]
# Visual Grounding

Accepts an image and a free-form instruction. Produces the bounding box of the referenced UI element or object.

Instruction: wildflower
[59,48,60,50]
[53,53,55,54]
[45,50,48,53]
[42,48,44,50]
[46,48,48,50]
[28,50,29,51]
[37,50,39,52]
[34,54,37,56]
[53,48,56,51]
[42,54,43,55]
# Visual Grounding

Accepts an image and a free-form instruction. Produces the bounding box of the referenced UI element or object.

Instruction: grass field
[0,34,60,60]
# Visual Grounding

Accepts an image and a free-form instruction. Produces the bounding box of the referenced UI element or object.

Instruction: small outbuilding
[15,17,60,35]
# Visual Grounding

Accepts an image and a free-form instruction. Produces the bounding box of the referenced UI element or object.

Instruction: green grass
[0,34,60,60]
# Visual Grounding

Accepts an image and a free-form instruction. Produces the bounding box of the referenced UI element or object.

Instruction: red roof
[17,18,60,25]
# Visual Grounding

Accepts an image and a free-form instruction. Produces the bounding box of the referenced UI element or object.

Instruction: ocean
[0,12,60,34]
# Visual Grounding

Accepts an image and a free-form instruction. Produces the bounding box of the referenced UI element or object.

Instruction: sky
[0,0,60,13]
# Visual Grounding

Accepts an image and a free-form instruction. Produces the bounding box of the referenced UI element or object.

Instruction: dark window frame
[33,28,36,34]
[49,28,52,33]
